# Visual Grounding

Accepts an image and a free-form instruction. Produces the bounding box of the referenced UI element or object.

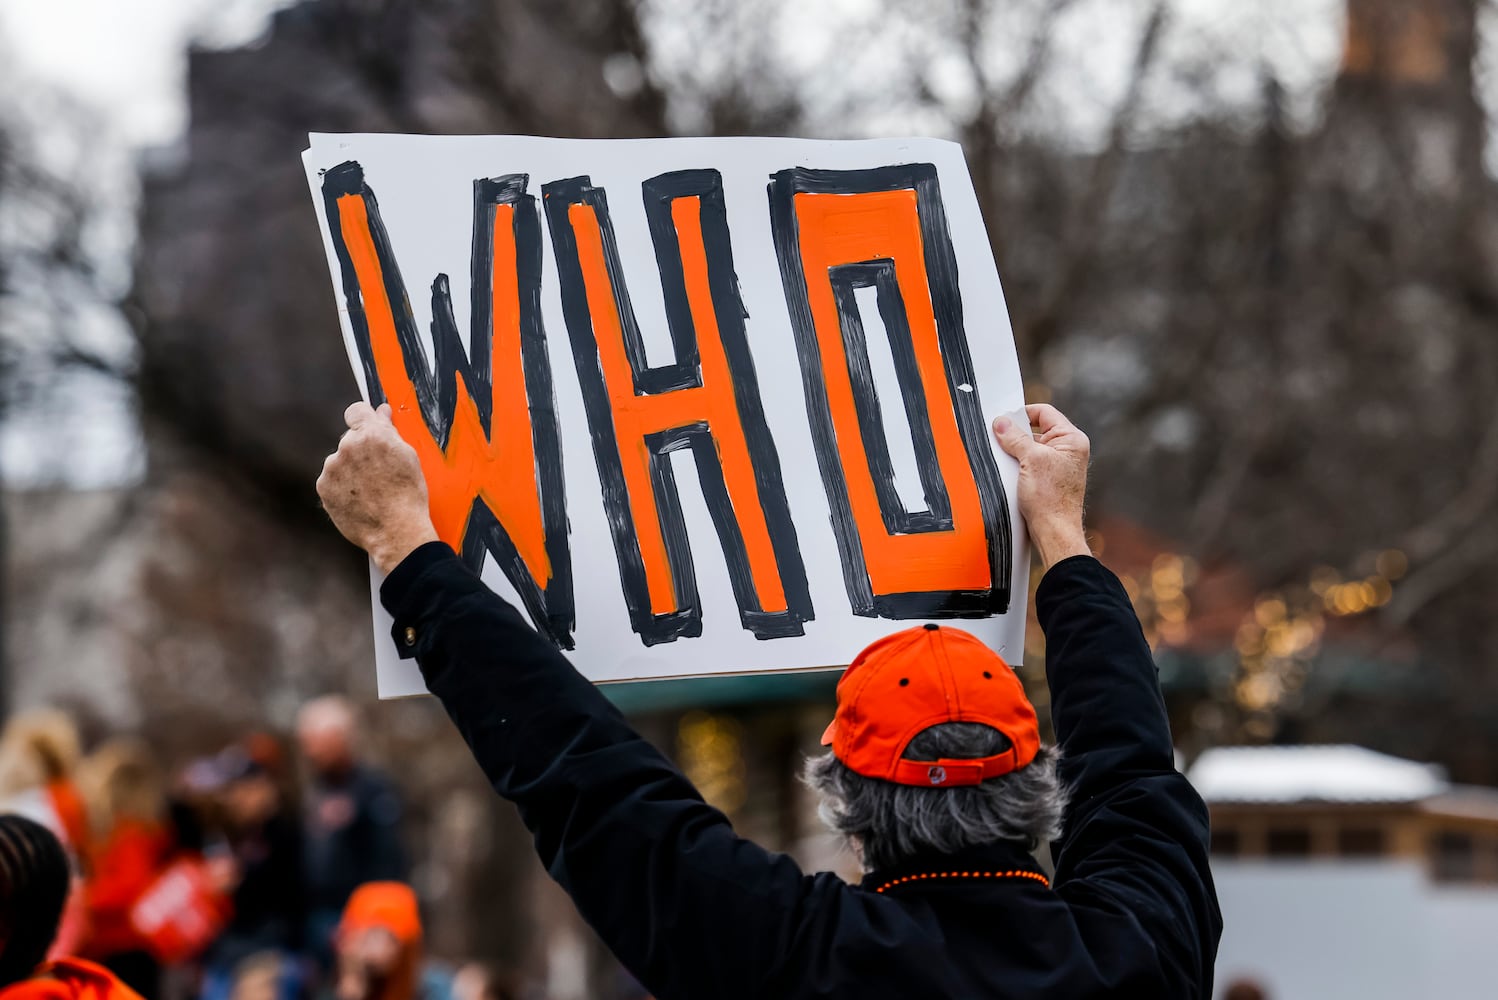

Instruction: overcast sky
[2,0,1349,150]
[1,0,295,146]
[0,0,294,487]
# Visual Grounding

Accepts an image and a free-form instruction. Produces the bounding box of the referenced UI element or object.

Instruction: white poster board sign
[303,134,1029,697]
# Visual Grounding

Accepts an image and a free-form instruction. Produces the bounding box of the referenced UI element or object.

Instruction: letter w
[321,162,574,648]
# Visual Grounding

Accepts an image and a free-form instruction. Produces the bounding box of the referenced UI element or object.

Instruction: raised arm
[993,405,1222,998]
[316,402,851,1000]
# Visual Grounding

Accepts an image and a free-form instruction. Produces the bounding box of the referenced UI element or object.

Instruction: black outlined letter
[544,170,813,646]
[322,162,574,648]
[769,164,1012,618]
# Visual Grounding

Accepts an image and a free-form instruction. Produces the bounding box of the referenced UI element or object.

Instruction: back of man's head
[0,814,70,987]
[807,723,1065,869]
[808,625,1068,870]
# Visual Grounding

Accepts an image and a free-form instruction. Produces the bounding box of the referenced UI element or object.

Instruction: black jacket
[208,810,305,967]
[303,765,408,914]
[384,546,1222,999]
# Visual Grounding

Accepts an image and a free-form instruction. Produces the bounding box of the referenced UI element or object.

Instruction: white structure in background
[1191,745,1498,1000]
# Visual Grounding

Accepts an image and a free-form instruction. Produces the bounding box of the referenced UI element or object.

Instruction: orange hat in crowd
[337,882,423,1000]
[0,959,144,1000]
[822,624,1040,787]
[340,882,422,946]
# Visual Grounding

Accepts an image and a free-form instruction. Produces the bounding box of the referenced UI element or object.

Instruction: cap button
[923,623,939,631]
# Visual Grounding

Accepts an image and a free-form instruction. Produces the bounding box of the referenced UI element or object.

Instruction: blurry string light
[1023,536,1409,741]
[1233,593,1321,723]
[1117,551,1199,652]
[1024,382,1054,404]
[676,710,747,816]
[1231,548,1407,739]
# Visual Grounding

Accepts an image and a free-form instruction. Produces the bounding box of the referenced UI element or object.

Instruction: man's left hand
[317,401,439,573]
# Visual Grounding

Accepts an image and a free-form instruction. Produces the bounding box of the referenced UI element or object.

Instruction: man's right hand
[317,401,440,574]
[992,403,1092,570]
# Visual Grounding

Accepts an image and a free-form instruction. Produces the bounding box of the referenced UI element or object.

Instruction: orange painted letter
[769,164,1012,618]
[321,163,574,647]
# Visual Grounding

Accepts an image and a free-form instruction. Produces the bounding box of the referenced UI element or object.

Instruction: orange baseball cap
[339,881,423,946]
[821,624,1040,787]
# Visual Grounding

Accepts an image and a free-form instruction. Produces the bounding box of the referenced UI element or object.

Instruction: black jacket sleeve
[381,542,848,1000]
[1037,556,1223,999]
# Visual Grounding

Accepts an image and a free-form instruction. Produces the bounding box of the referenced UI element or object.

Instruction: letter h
[544,170,814,646]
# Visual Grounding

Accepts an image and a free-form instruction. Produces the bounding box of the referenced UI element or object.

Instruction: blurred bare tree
[120,0,715,972]
[0,92,115,386]
[131,0,674,498]
[634,0,1498,772]
[0,60,146,724]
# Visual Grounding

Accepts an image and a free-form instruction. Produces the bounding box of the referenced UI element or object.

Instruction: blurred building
[3,487,141,722]
[1341,0,1469,89]
[1193,744,1498,998]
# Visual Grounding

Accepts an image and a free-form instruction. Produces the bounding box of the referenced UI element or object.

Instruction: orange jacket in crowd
[45,781,91,863]
[46,779,93,960]
[82,821,172,958]
[0,959,144,1000]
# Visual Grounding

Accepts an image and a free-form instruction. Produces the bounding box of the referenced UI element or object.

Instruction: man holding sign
[317,400,1221,998]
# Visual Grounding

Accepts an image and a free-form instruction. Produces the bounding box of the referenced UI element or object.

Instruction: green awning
[602,669,842,715]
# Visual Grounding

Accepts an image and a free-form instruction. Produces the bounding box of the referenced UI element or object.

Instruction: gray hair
[297,694,357,738]
[804,723,1069,871]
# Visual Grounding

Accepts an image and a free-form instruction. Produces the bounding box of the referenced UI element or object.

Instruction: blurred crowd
[0,699,546,1000]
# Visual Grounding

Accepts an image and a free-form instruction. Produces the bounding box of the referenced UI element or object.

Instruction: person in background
[0,814,143,1000]
[199,738,305,1000]
[296,698,407,973]
[0,711,88,855]
[332,883,449,1000]
[448,964,519,1000]
[227,953,291,1000]
[0,711,90,958]
[76,741,172,999]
